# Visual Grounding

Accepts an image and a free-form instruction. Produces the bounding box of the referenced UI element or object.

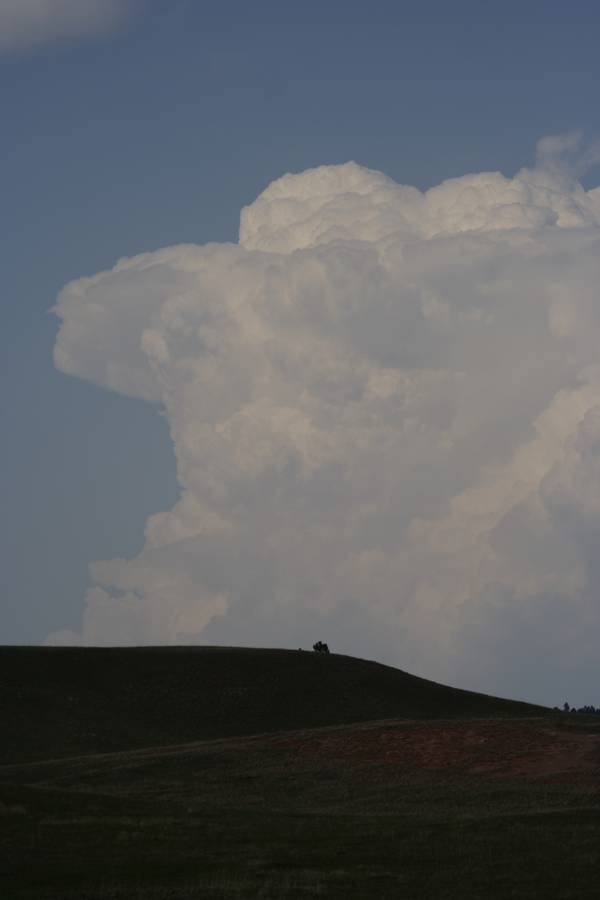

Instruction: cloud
[0,0,138,55]
[50,135,600,705]
[533,130,600,183]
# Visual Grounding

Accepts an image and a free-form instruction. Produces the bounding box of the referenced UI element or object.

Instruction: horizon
[0,639,578,710]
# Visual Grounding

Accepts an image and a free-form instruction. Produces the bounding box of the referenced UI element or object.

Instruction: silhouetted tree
[313,641,330,654]
[557,701,600,714]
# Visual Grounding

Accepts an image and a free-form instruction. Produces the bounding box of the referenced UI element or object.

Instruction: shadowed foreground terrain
[0,646,541,764]
[1,647,599,899]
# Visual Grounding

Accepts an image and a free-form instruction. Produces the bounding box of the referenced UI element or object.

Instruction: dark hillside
[0,646,544,763]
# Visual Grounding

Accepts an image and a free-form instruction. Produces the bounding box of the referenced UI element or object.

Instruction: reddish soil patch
[272,719,600,783]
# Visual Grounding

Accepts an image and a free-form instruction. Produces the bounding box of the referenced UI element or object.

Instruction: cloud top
[0,0,137,55]
[239,140,600,255]
[51,136,600,705]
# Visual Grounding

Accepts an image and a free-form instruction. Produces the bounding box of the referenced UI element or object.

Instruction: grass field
[1,647,598,898]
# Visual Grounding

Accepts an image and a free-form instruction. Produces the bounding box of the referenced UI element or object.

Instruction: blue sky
[3,0,600,668]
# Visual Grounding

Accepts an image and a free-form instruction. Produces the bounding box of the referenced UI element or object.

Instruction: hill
[4,646,599,900]
[0,645,544,763]
[2,711,599,899]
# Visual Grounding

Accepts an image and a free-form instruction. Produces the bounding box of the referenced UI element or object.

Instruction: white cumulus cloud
[50,134,600,705]
[0,0,138,55]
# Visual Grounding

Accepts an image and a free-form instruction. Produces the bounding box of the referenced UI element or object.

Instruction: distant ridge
[0,646,545,764]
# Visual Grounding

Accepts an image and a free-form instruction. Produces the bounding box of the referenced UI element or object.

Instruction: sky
[3,1,600,706]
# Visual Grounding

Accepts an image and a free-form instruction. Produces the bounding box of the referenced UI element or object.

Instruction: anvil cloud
[50,135,600,703]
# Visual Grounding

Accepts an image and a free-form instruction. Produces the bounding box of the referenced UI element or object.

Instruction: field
[1,647,599,898]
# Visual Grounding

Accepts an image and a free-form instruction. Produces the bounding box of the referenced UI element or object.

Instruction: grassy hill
[1,645,543,763]
[3,646,599,899]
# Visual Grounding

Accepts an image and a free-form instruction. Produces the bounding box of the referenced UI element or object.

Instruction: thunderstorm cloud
[50,134,600,703]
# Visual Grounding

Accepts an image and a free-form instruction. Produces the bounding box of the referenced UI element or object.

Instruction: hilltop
[1,645,543,763]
